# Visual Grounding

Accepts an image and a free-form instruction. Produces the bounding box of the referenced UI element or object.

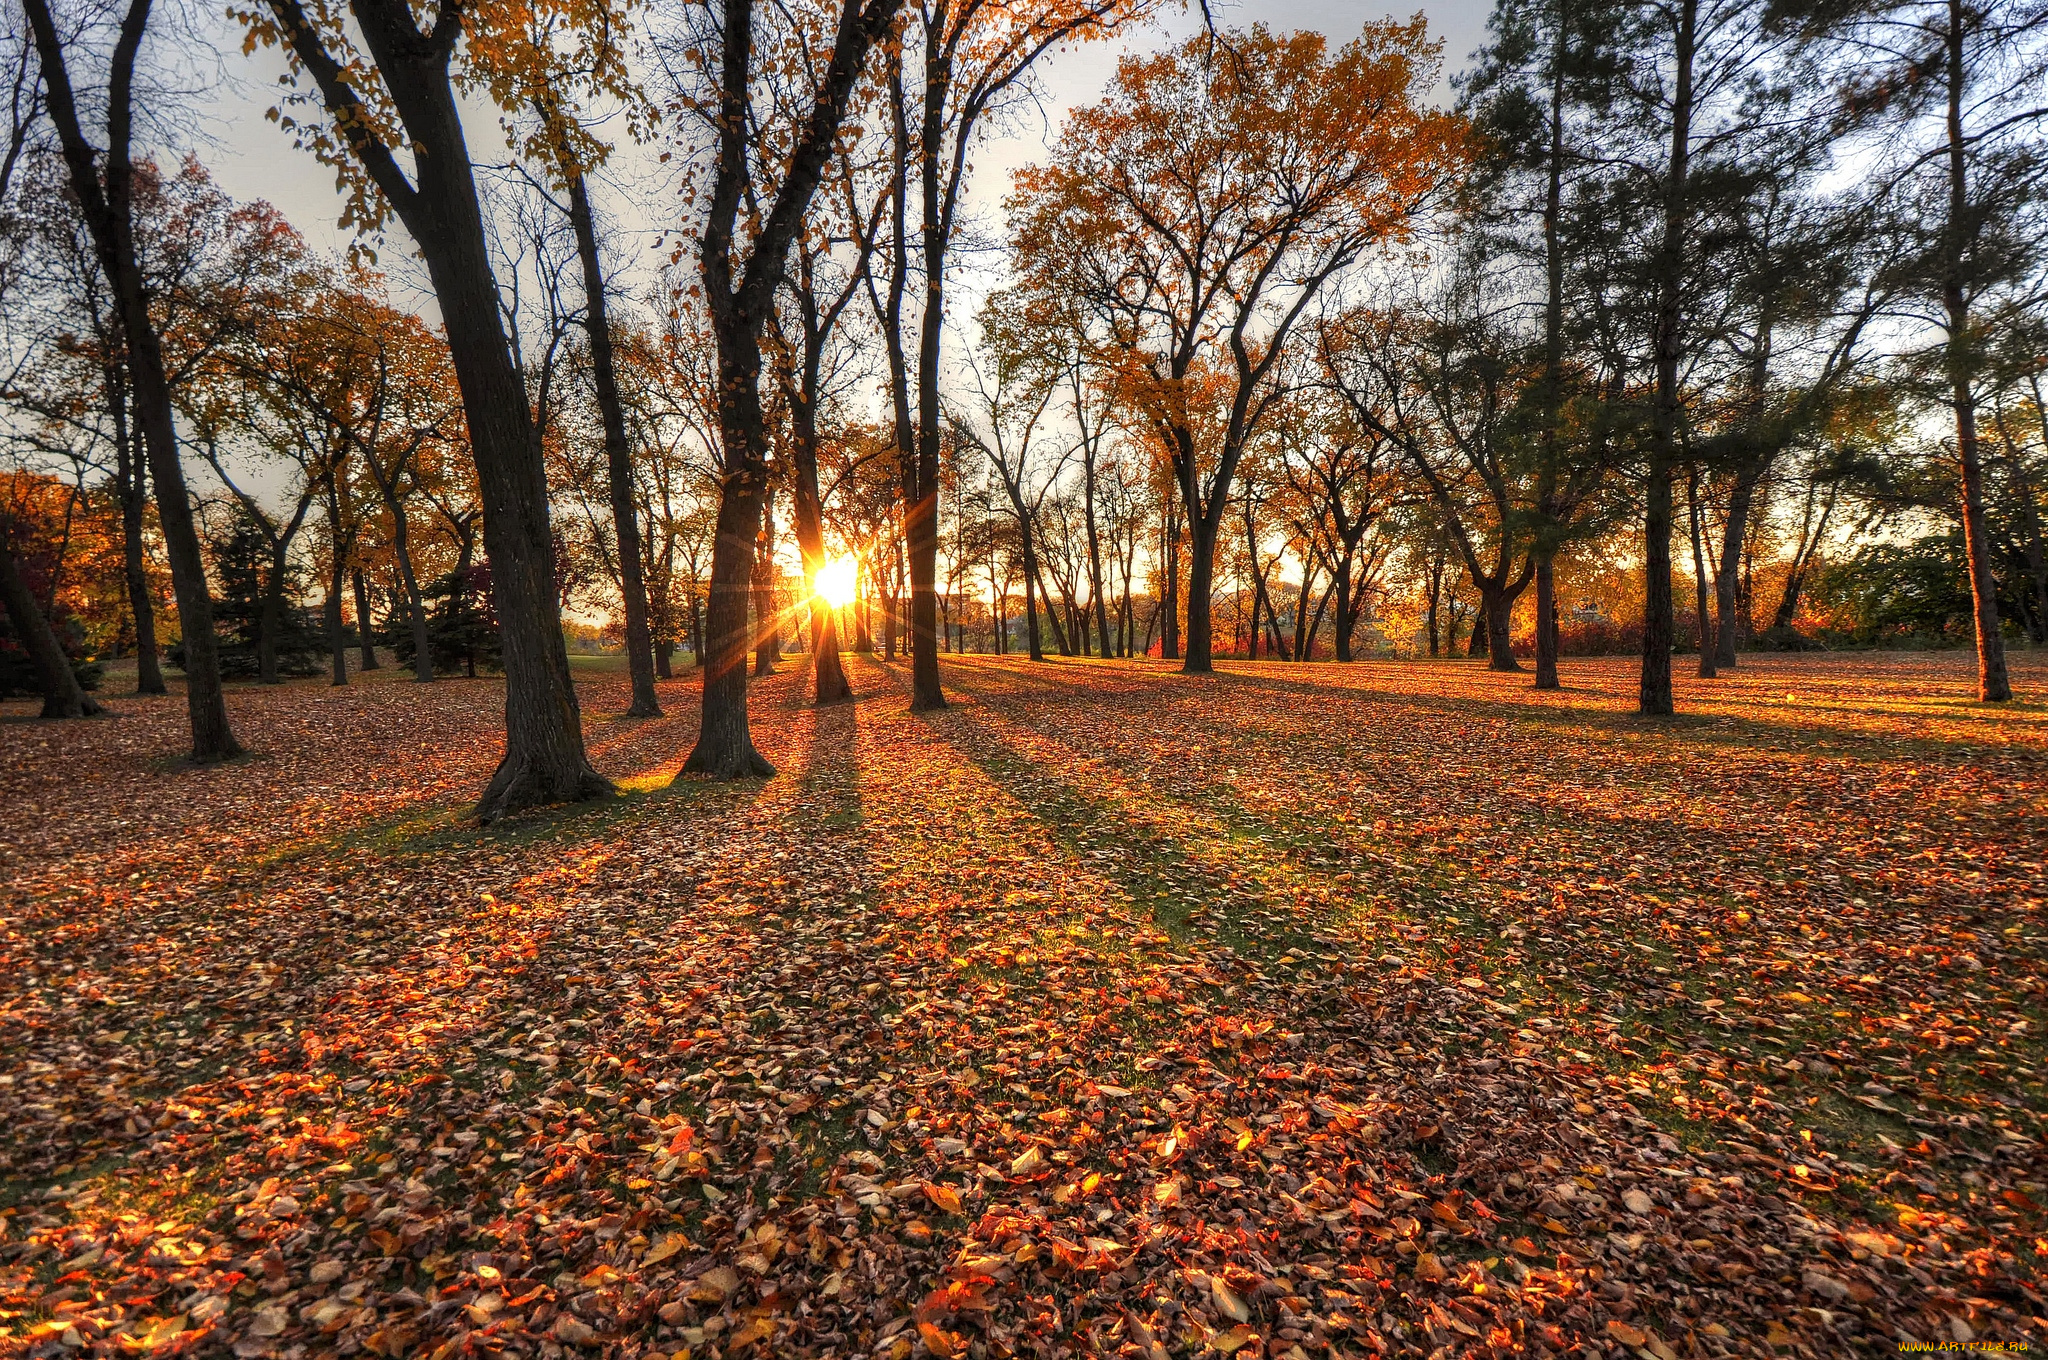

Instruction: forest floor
[2,650,2045,1360]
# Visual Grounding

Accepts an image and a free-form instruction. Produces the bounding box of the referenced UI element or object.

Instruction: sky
[185,0,1498,288]
[164,0,1494,530]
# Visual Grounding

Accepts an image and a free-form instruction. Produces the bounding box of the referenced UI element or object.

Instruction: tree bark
[351,568,380,670]
[787,403,851,702]
[368,470,434,682]
[1182,511,1219,671]
[324,554,349,686]
[25,0,234,755]
[1533,551,1559,688]
[1,534,104,718]
[1485,585,1520,670]
[564,166,660,717]
[259,543,288,684]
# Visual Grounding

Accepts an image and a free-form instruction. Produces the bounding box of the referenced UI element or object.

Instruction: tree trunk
[259,545,288,683]
[351,569,380,670]
[753,488,781,676]
[1639,0,1695,717]
[1,534,104,718]
[1182,511,1218,672]
[786,369,851,703]
[1713,462,1761,667]
[325,554,349,686]
[379,489,434,682]
[25,0,236,757]
[565,167,660,717]
[684,441,775,778]
[111,380,167,695]
[1533,551,1559,688]
[1688,467,1715,677]
[1944,0,2012,701]
[1485,585,1520,671]
[1469,599,1489,658]
[1160,504,1181,660]
[1333,560,1356,662]
[1082,432,1113,657]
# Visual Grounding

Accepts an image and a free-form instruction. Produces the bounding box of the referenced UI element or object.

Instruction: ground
[1,650,2044,1360]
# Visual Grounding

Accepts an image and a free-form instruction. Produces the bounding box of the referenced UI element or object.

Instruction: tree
[1321,293,1545,672]
[524,58,662,718]
[1010,23,1466,674]
[22,0,240,757]
[1458,0,1631,688]
[1823,0,2048,701]
[242,0,612,816]
[665,0,903,779]
[0,471,104,717]
[879,0,1157,709]
[1273,378,1403,662]
[954,296,1071,662]
[766,139,886,705]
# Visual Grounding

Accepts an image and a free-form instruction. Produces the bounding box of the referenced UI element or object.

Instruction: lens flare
[814,556,858,609]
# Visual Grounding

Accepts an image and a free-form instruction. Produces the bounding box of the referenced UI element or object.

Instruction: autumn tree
[1010,23,1466,674]
[662,0,902,779]
[240,0,615,816]
[22,0,241,756]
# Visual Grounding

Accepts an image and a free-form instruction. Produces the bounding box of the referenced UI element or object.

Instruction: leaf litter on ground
[0,651,2043,1358]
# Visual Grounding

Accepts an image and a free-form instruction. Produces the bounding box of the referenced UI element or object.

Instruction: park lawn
[0,650,2044,1358]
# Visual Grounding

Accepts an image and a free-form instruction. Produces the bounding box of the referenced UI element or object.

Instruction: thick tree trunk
[565,168,660,717]
[25,0,236,757]
[1,535,103,718]
[1333,565,1355,663]
[1533,551,1559,689]
[1485,585,1520,671]
[1183,512,1219,673]
[1469,600,1489,658]
[351,569,380,670]
[1021,539,1045,662]
[268,0,607,815]
[684,446,775,778]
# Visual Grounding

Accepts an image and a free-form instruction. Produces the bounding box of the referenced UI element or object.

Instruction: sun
[814,556,858,609]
